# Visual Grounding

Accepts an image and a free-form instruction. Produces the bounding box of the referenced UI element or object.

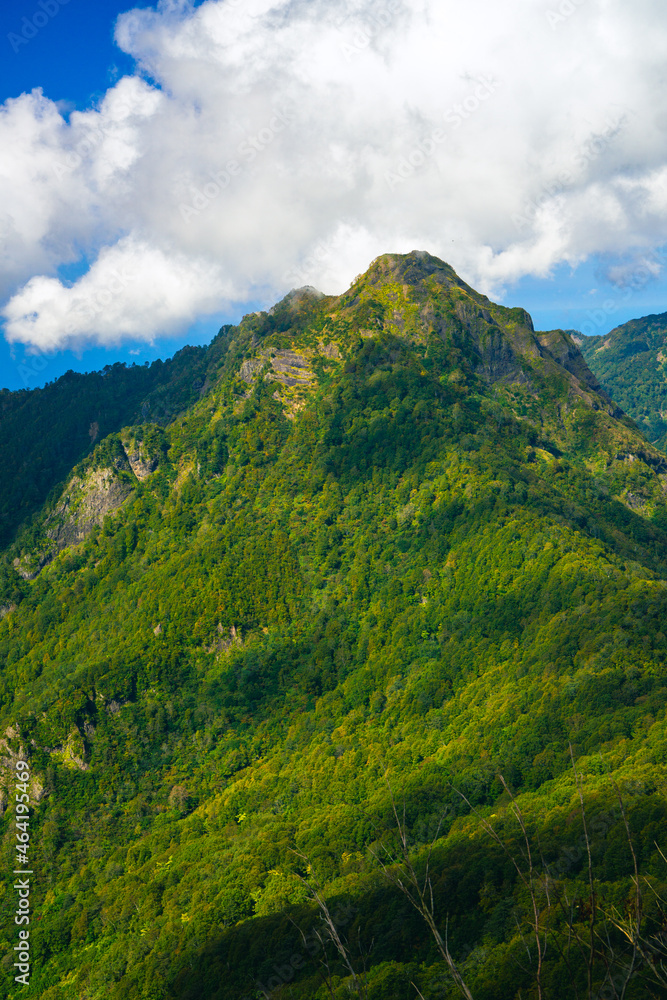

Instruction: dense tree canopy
[580,312,667,449]
[0,253,666,1000]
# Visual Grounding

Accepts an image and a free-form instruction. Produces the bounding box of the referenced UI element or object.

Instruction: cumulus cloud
[2,0,667,350]
[3,236,234,352]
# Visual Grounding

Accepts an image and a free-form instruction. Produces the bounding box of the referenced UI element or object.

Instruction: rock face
[12,455,138,580]
[240,358,265,382]
[0,727,42,814]
[452,299,530,384]
[123,447,158,482]
[366,252,608,403]
[265,350,315,388]
[45,459,135,551]
[51,729,89,771]
[240,351,316,388]
[536,329,616,405]
[13,553,52,581]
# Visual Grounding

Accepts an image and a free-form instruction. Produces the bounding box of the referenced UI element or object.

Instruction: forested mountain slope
[579,312,667,450]
[0,252,666,1000]
[0,338,232,550]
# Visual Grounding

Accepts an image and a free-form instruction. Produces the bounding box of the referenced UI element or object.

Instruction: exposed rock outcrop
[264,350,315,388]
[123,447,158,481]
[45,459,135,551]
[13,553,52,581]
[13,455,138,581]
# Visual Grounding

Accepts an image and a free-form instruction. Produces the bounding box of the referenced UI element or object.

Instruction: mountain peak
[269,285,324,315]
[361,249,478,297]
[224,251,661,474]
[371,248,463,279]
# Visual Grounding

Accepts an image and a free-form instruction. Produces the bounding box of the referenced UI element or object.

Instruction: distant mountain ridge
[578,311,667,449]
[0,339,234,549]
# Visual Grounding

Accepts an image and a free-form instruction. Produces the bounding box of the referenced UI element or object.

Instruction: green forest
[0,252,666,1000]
[580,312,667,450]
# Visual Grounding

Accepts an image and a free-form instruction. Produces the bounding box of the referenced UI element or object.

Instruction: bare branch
[368,779,474,1000]
[570,744,596,1000]
[288,850,367,999]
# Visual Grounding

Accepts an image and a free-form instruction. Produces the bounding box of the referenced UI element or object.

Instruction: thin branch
[369,780,474,1000]
[570,744,596,1000]
[289,850,366,999]
[456,775,546,1000]
[613,782,642,1000]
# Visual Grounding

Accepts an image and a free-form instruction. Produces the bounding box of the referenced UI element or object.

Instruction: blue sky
[0,0,152,111]
[1,0,666,392]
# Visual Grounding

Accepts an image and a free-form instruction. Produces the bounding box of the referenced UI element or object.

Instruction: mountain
[578,312,667,450]
[0,251,666,1000]
[0,338,234,552]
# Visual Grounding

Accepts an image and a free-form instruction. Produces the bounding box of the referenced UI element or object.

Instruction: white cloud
[599,249,665,290]
[2,0,667,350]
[3,236,234,352]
